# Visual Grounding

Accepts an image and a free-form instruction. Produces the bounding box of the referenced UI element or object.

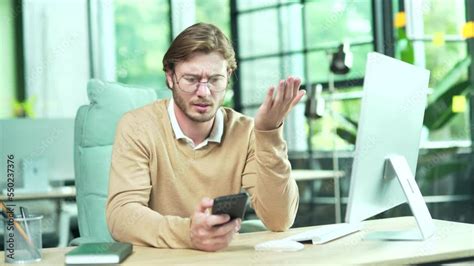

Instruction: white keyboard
[284,223,361,244]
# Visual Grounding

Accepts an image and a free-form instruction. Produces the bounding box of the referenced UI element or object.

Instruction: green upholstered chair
[72,79,159,244]
[72,79,265,245]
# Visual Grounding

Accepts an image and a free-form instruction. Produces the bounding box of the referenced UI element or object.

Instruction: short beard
[172,88,220,123]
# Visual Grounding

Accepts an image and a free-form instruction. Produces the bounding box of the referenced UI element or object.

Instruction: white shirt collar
[167,98,223,150]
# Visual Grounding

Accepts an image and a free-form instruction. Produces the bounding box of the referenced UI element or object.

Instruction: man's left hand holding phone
[190,197,242,252]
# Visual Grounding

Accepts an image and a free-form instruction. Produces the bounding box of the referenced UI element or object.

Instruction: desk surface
[291,169,344,181]
[3,217,472,265]
[0,186,76,201]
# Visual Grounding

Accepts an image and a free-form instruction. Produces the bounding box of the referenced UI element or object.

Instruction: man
[106,23,305,252]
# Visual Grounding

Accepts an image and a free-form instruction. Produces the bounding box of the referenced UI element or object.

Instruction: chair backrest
[74,79,163,243]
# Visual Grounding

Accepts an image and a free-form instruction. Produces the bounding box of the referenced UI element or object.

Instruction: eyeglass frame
[173,72,230,93]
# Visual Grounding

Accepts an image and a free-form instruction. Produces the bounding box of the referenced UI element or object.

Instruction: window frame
[231,0,376,115]
[231,0,474,151]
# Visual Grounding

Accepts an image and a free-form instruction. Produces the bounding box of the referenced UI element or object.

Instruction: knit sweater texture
[106,99,299,248]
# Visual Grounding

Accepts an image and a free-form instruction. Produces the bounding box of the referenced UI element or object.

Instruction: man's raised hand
[254,76,305,131]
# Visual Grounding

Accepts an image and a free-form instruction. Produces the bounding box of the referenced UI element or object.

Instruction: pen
[20,207,33,239]
[20,206,42,258]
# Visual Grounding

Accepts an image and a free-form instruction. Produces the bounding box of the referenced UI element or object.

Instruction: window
[114,0,171,95]
[114,0,233,102]
[237,3,305,107]
[234,0,374,151]
[195,0,234,106]
[305,0,373,83]
[196,0,231,37]
[401,0,470,144]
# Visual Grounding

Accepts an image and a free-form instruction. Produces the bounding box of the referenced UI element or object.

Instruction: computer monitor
[345,52,435,240]
[0,118,74,193]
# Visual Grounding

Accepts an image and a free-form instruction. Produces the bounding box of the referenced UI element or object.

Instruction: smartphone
[211,192,248,220]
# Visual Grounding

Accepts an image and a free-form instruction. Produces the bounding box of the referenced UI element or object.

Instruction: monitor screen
[345,52,430,223]
[0,118,74,192]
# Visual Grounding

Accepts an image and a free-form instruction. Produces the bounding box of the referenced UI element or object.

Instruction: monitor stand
[365,155,435,241]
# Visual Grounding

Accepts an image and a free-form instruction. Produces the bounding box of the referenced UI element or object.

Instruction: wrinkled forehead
[175,51,228,76]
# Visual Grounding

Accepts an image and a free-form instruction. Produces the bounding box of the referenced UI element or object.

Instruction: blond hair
[162,23,237,74]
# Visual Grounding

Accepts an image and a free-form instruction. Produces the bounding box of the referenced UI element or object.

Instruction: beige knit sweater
[106,99,299,248]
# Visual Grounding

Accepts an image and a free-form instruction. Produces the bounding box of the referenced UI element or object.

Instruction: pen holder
[2,214,43,264]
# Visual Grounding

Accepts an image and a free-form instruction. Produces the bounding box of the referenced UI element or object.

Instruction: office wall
[0,118,75,187]
[23,0,90,118]
[0,0,17,118]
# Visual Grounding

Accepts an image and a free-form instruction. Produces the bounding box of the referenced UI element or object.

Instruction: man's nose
[195,82,211,96]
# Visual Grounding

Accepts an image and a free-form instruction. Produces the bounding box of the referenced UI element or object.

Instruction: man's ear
[165,70,174,89]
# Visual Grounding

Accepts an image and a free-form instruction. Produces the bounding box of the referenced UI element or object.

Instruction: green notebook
[65,242,133,265]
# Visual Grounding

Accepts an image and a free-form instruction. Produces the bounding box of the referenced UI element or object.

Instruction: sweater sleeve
[241,124,299,231]
[106,113,192,248]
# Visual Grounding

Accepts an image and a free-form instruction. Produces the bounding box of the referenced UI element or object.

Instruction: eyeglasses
[174,73,228,93]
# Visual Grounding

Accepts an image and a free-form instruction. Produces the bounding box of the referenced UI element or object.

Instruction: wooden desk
[0,186,76,201]
[4,217,472,265]
[291,169,344,181]
[0,186,77,247]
